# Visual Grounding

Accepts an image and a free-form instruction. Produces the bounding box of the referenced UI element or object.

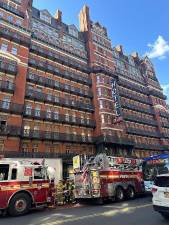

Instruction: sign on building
[111,79,122,122]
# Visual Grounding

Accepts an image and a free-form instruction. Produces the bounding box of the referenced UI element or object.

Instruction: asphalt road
[0,196,168,225]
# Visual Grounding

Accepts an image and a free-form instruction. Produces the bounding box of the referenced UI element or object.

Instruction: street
[0,196,168,225]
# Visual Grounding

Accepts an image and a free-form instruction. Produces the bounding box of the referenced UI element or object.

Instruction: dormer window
[68,25,78,38]
[40,10,51,24]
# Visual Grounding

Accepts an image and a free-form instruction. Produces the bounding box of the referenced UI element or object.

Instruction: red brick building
[0,1,169,174]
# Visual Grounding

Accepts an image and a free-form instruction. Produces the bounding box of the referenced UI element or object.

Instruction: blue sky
[33,0,169,102]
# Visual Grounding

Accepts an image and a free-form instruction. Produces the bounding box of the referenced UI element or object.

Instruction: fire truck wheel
[8,193,31,216]
[126,186,135,200]
[115,187,124,201]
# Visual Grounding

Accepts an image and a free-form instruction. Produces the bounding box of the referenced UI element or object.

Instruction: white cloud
[162,84,169,103]
[162,84,169,94]
[145,35,169,59]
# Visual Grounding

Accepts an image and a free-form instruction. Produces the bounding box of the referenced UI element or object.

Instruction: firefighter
[63,180,70,204]
[49,178,56,208]
[56,180,64,205]
[69,181,76,204]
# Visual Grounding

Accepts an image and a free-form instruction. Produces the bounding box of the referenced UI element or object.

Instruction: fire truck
[0,158,55,216]
[74,154,145,203]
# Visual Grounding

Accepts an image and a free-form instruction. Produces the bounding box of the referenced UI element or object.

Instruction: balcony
[0,101,23,114]
[119,88,151,105]
[28,58,92,86]
[121,101,154,115]
[21,129,94,144]
[126,127,161,138]
[0,2,24,18]
[30,36,89,70]
[25,90,94,113]
[161,133,169,138]
[135,143,169,151]
[159,111,169,118]
[149,89,167,100]
[0,27,30,47]
[118,79,148,95]
[0,60,17,75]
[27,73,93,99]
[161,122,169,129]
[0,80,15,93]
[95,135,134,146]
[0,125,21,136]
[3,151,78,161]
[123,114,158,126]
[23,108,96,128]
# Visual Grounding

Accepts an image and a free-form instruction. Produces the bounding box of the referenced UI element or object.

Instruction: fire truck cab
[0,159,53,216]
[74,154,145,203]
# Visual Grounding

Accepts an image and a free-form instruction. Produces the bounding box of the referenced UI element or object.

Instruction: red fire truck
[0,159,55,216]
[74,154,145,203]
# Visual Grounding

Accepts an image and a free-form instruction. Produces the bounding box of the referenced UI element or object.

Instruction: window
[34,168,46,180]
[16,19,22,26]
[2,96,10,109]
[0,164,9,181]
[46,108,51,118]
[0,141,4,153]
[0,121,6,133]
[11,168,17,180]
[0,11,4,18]
[81,116,84,124]
[22,143,29,153]
[65,112,69,122]
[24,125,30,136]
[1,43,8,52]
[97,88,102,96]
[35,106,41,117]
[72,113,76,122]
[40,11,51,24]
[54,110,59,120]
[100,100,103,109]
[33,126,40,138]
[32,144,38,153]
[7,15,13,23]
[13,0,21,3]
[101,114,105,124]
[11,47,17,55]
[25,104,32,115]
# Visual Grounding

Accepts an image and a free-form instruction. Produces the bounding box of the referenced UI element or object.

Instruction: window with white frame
[46,108,51,119]
[11,47,17,55]
[99,100,103,109]
[25,104,32,115]
[101,114,105,124]
[54,110,59,120]
[35,106,41,117]
[1,43,8,52]
[2,96,10,109]
[23,125,30,136]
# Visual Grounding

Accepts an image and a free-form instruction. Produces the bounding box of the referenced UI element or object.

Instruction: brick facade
[0,1,169,171]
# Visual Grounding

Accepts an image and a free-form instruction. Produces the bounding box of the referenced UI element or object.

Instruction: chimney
[79,5,90,32]
[115,45,123,54]
[131,52,139,59]
[55,9,62,23]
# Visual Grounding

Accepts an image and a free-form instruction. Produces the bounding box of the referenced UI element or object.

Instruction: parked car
[152,174,169,219]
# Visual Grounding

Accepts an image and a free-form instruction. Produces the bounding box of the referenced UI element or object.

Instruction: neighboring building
[0,1,169,176]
